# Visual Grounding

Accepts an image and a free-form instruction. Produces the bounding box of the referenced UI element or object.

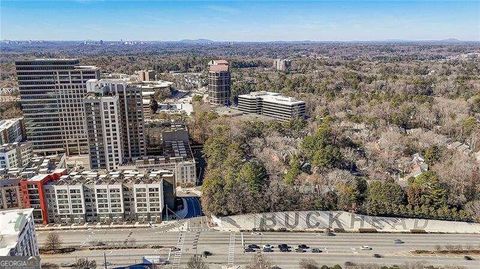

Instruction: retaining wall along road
[212,211,480,233]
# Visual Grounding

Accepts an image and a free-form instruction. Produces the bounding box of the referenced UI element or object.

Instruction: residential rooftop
[0,141,31,153]
[0,154,66,180]
[0,118,22,132]
[53,169,174,186]
[0,208,34,256]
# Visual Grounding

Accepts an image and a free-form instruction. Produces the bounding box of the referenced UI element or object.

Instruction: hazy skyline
[1,0,479,41]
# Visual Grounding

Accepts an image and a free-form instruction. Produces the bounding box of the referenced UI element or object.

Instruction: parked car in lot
[360,246,372,250]
[244,247,256,253]
[373,253,382,258]
[202,251,212,257]
[263,244,274,249]
[278,244,290,249]
[279,247,291,252]
[297,244,309,249]
[394,239,404,244]
[312,248,322,253]
[248,244,260,249]
[464,256,474,260]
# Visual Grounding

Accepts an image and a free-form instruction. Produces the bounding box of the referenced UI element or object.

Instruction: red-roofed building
[19,169,66,224]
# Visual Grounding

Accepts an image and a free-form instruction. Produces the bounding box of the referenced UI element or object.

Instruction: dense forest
[1,41,479,222]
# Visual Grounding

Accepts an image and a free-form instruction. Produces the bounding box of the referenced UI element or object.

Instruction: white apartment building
[84,93,124,170]
[44,170,172,224]
[0,142,33,169]
[0,208,39,256]
[238,91,306,121]
[121,156,196,186]
[84,79,146,170]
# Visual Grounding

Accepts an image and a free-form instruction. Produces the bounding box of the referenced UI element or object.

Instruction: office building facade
[15,59,99,155]
[238,91,306,121]
[273,59,292,71]
[84,79,146,170]
[208,60,231,106]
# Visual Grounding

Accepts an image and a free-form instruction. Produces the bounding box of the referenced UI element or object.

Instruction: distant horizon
[2,38,479,43]
[1,0,479,41]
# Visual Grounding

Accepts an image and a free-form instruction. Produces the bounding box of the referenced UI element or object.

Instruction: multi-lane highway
[37,222,480,268]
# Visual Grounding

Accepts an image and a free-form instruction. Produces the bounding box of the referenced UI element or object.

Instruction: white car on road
[360,246,372,250]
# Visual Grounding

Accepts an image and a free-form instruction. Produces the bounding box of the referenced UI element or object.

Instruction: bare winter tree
[246,253,272,269]
[187,255,209,269]
[72,258,96,269]
[45,233,62,252]
[299,259,319,269]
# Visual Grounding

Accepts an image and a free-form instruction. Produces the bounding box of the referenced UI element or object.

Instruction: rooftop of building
[53,169,173,186]
[208,60,230,73]
[209,65,229,73]
[15,58,79,64]
[0,141,31,153]
[0,154,66,180]
[27,169,66,182]
[0,117,22,131]
[209,60,229,65]
[239,91,305,106]
[0,208,34,256]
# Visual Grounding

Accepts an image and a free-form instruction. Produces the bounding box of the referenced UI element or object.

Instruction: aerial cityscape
[1,1,480,269]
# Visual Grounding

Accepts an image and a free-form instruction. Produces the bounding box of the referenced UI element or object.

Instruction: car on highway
[244,247,256,253]
[394,239,404,244]
[464,256,474,260]
[312,248,322,253]
[324,228,335,236]
[295,247,306,253]
[248,244,260,249]
[202,251,212,257]
[360,246,372,250]
[263,247,274,252]
[373,254,382,258]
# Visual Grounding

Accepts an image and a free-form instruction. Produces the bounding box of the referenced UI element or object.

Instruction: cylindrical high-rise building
[208,60,231,106]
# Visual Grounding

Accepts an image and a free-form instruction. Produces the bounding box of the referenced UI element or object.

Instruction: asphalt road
[184,197,203,218]
[38,227,480,268]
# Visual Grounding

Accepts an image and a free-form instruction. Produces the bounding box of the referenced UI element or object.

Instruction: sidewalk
[36,220,181,231]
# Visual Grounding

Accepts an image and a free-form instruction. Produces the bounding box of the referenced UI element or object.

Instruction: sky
[1,0,479,41]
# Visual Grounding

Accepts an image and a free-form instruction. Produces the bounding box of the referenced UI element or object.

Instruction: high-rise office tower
[208,60,231,106]
[15,59,100,155]
[84,79,146,170]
